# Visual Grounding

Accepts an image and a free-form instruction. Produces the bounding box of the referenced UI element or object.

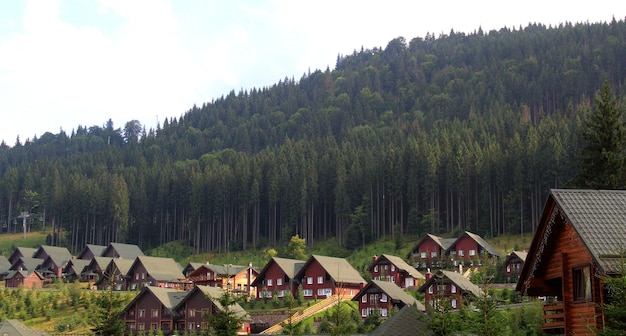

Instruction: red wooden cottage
[76,244,107,260]
[353,280,425,319]
[370,254,424,289]
[82,256,113,284]
[5,270,44,288]
[251,257,305,300]
[446,231,501,268]
[407,234,456,270]
[418,269,484,310]
[95,257,134,290]
[503,250,527,283]
[173,285,250,334]
[517,189,626,334]
[295,255,366,300]
[121,286,187,334]
[8,247,36,265]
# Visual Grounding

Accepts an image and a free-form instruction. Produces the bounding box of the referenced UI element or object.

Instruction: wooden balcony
[542,301,565,333]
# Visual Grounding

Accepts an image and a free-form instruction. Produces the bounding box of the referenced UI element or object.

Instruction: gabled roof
[295,255,365,285]
[353,280,425,311]
[103,242,144,259]
[181,285,250,321]
[121,286,187,317]
[518,189,626,292]
[131,256,183,281]
[370,305,431,336]
[77,244,107,259]
[33,245,72,265]
[251,257,305,287]
[0,255,12,272]
[407,234,456,258]
[0,319,49,336]
[110,257,135,275]
[9,247,36,262]
[371,254,424,279]
[446,231,501,257]
[503,251,527,265]
[64,259,90,276]
[10,257,43,271]
[419,270,484,298]
[182,262,205,275]
[5,270,44,280]
[207,264,250,277]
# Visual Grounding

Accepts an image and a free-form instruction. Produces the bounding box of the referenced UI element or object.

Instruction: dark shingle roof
[134,256,183,281]
[550,189,626,273]
[419,270,484,298]
[0,319,49,336]
[10,257,43,271]
[370,305,432,336]
[375,254,424,279]
[104,242,145,259]
[34,246,72,265]
[463,231,502,257]
[296,255,365,285]
[78,244,107,259]
[64,259,90,275]
[191,285,250,320]
[354,280,425,311]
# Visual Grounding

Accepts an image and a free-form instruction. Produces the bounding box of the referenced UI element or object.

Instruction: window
[277,278,283,286]
[391,265,395,272]
[381,294,387,302]
[303,289,313,297]
[374,265,378,272]
[317,276,323,284]
[381,308,388,317]
[361,294,367,303]
[138,324,145,331]
[151,309,158,317]
[278,290,285,297]
[428,285,433,294]
[430,251,437,258]
[188,322,194,330]
[150,323,157,330]
[307,276,313,284]
[451,284,457,293]
[267,279,273,286]
[420,252,427,258]
[142,273,145,279]
[506,265,511,272]
[458,250,464,257]
[573,265,592,302]
[139,309,145,318]
[451,299,457,308]
[188,309,196,317]
[135,273,139,280]
[361,308,368,317]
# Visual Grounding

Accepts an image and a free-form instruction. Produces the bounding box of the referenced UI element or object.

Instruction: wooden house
[102,242,144,259]
[446,231,501,267]
[61,258,90,283]
[353,280,425,319]
[407,234,456,270]
[187,263,258,297]
[126,256,185,290]
[82,256,113,283]
[294,255,365,300]
[5,270,44,289]
[94,257,134,290]
[517,189,626,334]
[32,245,72,264]
[503,250,527,283]
[8,247,36,264]
[419,270,484,310]
[77,244,107,260]
[370,254,424,289]
[173,285,250,334]
[182,262,205,277]
[251,257,305,300]
[121,286,187,334]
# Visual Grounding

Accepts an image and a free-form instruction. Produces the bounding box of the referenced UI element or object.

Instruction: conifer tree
[572,81,626,189]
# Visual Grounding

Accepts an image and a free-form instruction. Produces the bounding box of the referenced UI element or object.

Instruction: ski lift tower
[18,212,29,239]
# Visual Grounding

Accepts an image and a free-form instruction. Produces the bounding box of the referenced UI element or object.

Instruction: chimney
[425,268,432,281]
[372,255,378,263]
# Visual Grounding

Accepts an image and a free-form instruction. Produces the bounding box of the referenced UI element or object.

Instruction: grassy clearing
[0,231,48,257]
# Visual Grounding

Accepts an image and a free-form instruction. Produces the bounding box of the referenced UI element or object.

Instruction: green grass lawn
[0,231,48,257]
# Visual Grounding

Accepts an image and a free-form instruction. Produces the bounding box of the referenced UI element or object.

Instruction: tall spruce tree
[572,82,626,189]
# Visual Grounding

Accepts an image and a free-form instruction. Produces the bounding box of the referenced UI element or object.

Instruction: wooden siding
[410,238,444,267]
[255,262,296,299]
[124,292,175,333]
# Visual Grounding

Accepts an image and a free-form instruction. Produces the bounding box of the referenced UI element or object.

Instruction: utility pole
[18,211,30,239]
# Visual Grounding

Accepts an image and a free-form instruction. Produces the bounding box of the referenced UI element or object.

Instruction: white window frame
[428,285,433,294]
[458,250,464,257]
[317,276,323,284]
[451,284,457,294]
[469,249,476,256]
[420,252,427,258]
[307,276,313,284]
[277,278,283,286]
[267,279,273,286]
[381,294,388,302]
[361,294,367,303]
[374,265,378,272]
[303,289,313,297]
[431,251,437,258]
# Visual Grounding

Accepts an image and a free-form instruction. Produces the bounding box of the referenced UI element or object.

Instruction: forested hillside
[0,19,624,254]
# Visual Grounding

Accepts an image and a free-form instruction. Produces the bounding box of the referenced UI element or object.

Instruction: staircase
[259,294,353,334]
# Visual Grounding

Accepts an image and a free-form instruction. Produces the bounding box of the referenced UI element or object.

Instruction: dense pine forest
[0,19,625,254]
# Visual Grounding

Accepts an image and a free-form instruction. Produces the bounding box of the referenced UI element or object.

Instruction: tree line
[0,19,625,254]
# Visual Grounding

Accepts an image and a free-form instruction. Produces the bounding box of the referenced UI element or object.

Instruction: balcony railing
[542,301,565,332]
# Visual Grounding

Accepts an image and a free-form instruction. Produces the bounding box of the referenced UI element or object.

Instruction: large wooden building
[517,189,626,334]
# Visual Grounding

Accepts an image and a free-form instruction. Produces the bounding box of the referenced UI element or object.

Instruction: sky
[0,0,622,145]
